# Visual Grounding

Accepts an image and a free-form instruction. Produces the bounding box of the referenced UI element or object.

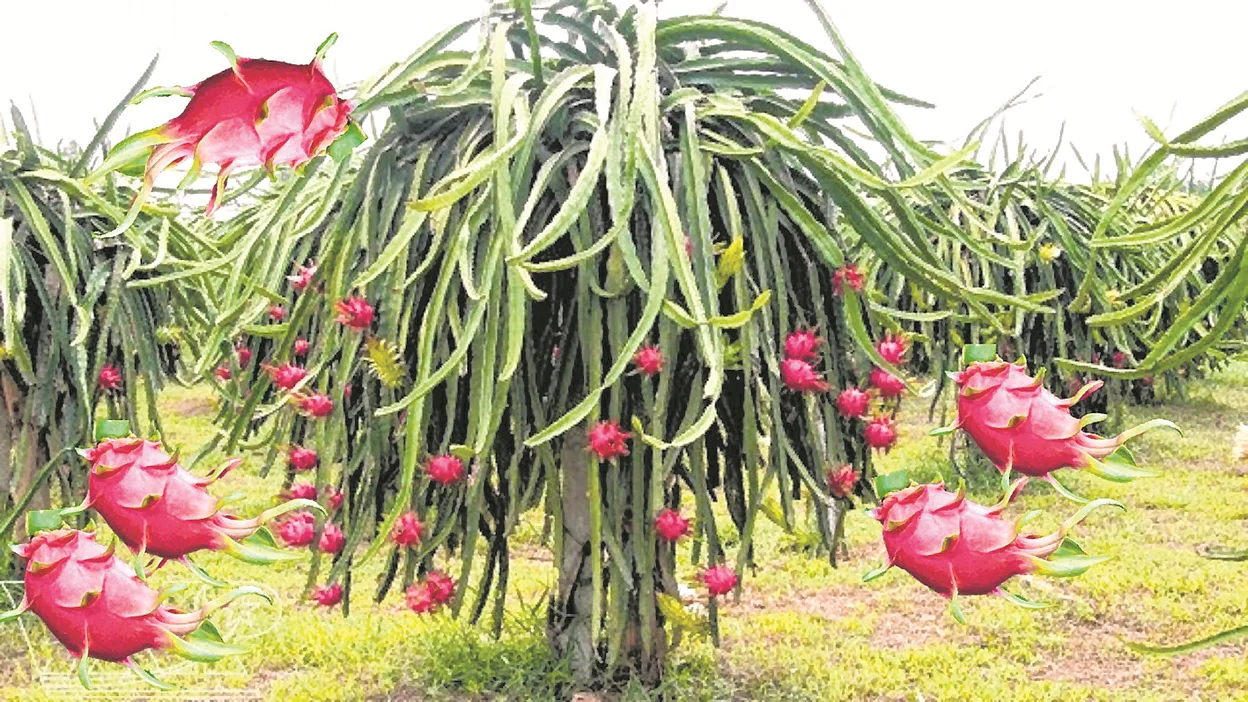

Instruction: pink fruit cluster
[406,571,456,614]
[781,329,829,393]
[588,420,630,461]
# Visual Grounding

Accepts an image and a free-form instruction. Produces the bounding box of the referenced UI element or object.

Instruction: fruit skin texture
[950,360,1177,480]
[836,388,870,418]
[293,338,311,357]
[426,455,465,485]
[588,421,630,461]
[335,296,375,330]
[827,464,856,498]
[98,365,123,391]
[6,530,249,663]
[82,438,307,561]
[783,329,822,362]
[296,393,334,418]
[425,571,455,604]
[632,345,664,376]
[780,359,829,393]
[391,512,424,548]
[286,483,317,501]
[700,565,738,597]
[654,509,691,542]
[118,50,353,217]
[870,368,906,398]
[869,480,1114,599]
[405,583,436,614]
[864,416,898,451]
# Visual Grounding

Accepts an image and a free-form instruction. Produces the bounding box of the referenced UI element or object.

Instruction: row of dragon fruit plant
[0,0,1241,690]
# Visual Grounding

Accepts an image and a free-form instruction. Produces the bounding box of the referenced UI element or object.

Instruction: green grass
[3,364,1248,700]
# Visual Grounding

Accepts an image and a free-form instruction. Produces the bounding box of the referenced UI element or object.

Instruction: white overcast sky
[2,0,1245,179]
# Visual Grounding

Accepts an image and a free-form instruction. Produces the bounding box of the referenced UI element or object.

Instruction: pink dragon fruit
[864,416,898,451]
[266,363,308,391]
[700,565,738,597]
[832,263,864,296]
[865,479,1119,621]
[827,463,856,498]
[783,328,822,362]
[318,523,345,554]
[97,365,123,391]
[0,529,265,685]
[311,584,342,607]
[425,571,456,604]
[278,512,316,547]
[288,446,318,472]
[405,583,437,614]
[938,359,1178,490]
[268,305,287,322]
[780,358,829,393]
[632,345,664,376]
[235,345,252,368]
[836,387,870,418]
[285,482,317,501]
[875,335,908,365]
[588,421,630,461]
[654,508,691,542]
[293,338,311,357]
[425,455,465,485]
[870,367,906,398]
[81,438,315,567]
[214,366,232,382]
[335,296,375,330]
[89,36,359,234]
[289,263,317,292]
[322,485,343,511]
[294,392,334,418]
[391,512,424,548]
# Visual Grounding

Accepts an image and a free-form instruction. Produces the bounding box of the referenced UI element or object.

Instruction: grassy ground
[2,363,1247,700]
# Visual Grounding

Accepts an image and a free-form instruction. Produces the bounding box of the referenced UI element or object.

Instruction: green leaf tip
[874,470,909,499]
[94,419,131,441]
[962,344,998,365]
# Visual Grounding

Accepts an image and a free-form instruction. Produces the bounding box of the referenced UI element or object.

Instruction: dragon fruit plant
[186,1,1090,685]
[934,354,1180,499]
[865,478,1122,621]
[0,529,269,689]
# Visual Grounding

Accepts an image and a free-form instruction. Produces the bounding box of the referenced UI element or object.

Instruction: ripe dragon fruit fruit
[293,338,311,357]
[936,359,1179,494]
[632,344,664,376]
[405,583,437,614]
[588,420,630,461]
[827,463,856,498]
[391,512,424,548]
[336,296,375,330]
[425,571,456,604]
[426,454,465,485]
[81,438,317,568]
[294,392,334,418]
[288,446,318,472]
[317,523,345,555]
[268,305,287,322]
[0,529,267,688]
[278,512,316,547]
[88,35,360,236]
[214,366,232,382]
[875,335,908,365]
[654,508,691,542]
[832,263,864,296]
[289,263,317,292]
[836,387,871,418]
[311,584,342,607]
[700,565,738,597]
[780,358,829,393]
[864,479,1120,621]
[322,485,343,511]
[235,345,253,368]
[98,365,123,391]
[285,482,317,501]
[783,328,822,362]
[864,416,898,451]
[870,367,906,399]
[266,363,308,391]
